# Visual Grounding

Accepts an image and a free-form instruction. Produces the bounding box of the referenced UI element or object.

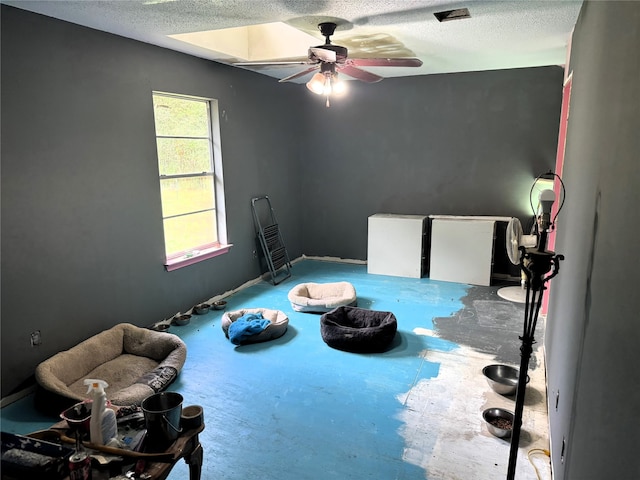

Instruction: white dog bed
[221,308,289,345]
[287,282,357,313]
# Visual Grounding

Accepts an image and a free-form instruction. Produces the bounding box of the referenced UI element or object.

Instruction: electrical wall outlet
[30,330,42,346]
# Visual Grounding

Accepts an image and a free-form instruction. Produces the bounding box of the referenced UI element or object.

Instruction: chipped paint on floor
[396,341,549,480]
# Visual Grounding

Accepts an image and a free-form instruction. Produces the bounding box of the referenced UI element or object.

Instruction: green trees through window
[152,93,219,259]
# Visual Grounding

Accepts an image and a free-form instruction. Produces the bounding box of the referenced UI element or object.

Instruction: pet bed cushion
[35,323,187,414]
[320,306,397,353]
[222,308,289,345]
[288,282,357,313]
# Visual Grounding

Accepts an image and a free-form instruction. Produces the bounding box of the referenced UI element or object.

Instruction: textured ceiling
[2,0,583,83]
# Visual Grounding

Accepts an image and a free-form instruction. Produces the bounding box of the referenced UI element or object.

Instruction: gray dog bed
[35,323,187,414]
[320,306,397,353]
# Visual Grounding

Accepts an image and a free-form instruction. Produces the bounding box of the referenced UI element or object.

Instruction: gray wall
[1,6,304,395]
[300,68,563,259]
[545,1,640,479]
[1,5,563,396]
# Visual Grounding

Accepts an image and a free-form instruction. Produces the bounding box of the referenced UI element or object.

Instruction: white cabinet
[429,218,496,286]
[367,214,427,278]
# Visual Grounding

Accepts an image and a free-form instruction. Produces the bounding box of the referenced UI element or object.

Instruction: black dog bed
[320,306,397,353]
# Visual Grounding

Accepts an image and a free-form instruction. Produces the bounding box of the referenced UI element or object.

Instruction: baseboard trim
[300,255,366,265]
[1,384,36,408]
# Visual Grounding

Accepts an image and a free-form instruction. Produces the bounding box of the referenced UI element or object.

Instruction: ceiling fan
[233,22,423,85]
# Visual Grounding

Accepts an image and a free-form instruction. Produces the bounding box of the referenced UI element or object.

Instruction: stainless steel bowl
[212,300,227,310]
[482,407,514,438]
[482,364,526,396]
[150,322,170,332]
[194,303,210,315]
[172,314,191,326]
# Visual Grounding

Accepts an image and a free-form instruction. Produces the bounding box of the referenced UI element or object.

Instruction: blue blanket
[228,313,271,345]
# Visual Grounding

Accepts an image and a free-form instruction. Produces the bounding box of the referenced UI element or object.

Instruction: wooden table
[139,425,203,480]
[28,421,204,480]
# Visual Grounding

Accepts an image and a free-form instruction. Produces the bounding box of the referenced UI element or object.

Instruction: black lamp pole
[506,237,563,480]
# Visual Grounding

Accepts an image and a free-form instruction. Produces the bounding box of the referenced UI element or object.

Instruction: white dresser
[367,214,427,278]
[428,216,504,286]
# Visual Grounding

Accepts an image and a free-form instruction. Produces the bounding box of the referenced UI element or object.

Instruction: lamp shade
[332,74,347,95]
[306,73,326,95]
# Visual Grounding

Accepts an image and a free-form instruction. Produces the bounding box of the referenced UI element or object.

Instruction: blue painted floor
[0,259,550,479]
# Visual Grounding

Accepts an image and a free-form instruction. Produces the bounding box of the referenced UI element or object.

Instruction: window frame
[152,91,230,271]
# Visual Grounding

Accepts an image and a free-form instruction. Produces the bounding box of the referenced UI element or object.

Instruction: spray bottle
[83,379,117,445]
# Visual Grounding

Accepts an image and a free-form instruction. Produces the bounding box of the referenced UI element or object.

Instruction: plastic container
[60,401,92,435]
[83,379,117,445]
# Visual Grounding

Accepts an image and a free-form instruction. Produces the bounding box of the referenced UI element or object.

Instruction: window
[152,92,229,271]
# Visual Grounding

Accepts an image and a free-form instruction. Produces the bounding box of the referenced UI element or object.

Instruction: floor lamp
[506,174,565,480]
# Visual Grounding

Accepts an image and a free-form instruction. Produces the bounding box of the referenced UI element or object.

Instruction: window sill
[165,244,232,271]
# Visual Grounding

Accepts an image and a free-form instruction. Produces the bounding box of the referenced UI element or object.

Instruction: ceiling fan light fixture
[306,72,326,95]
[322,74,333,96]
[331,73,347,96]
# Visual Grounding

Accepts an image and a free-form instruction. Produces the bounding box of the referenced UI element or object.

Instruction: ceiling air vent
[434,8,471,22]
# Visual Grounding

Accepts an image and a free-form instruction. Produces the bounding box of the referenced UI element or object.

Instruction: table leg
[185,440,203,480]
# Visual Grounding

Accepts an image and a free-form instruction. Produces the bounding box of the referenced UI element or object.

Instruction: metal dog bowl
[212,300,227,310]
[150,322,170,332]
[172,314,191,326]
[482,364,528,396]
[482,407,514,438]
[194,304,210,315]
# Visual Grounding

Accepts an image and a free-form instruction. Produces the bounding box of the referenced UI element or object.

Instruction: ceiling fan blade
[278,66,320,83]
[310,47,336,63]
[339,65,384,83]
[349,58,423,68]
[233,61,312,66]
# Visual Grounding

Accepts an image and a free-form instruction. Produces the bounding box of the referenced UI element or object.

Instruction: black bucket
[141,392,183,450]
